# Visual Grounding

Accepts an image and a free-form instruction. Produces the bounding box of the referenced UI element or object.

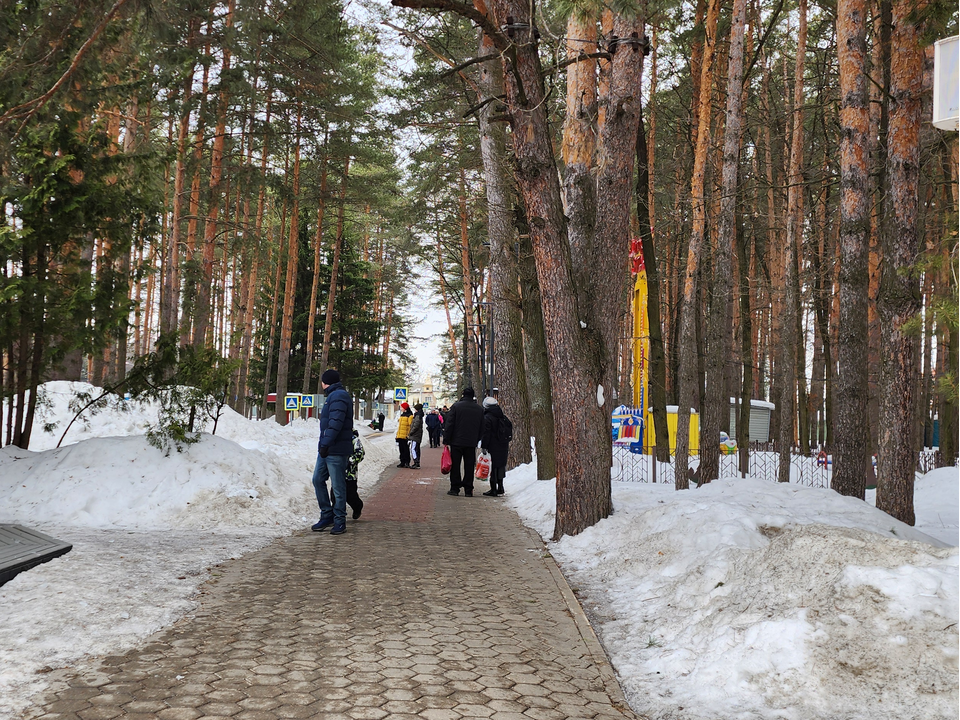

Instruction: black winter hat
[321,369,340,385]
[462,387,475,398]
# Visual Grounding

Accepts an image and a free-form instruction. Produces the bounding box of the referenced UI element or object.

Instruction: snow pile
[0,435,311,530]
[506,469,959,720]
[0,381,397,720]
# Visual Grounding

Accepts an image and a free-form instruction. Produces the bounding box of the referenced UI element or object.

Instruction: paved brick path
[29,443,643,720]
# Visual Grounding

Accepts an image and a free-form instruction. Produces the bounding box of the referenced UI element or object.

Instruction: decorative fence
[612,443,830,488]
[611,444,957,488]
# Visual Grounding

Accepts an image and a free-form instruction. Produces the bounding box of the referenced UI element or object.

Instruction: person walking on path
[480,396,511,496]
[442,387,484,496]
[395,402,413,468]
[407,403,424,469]
[330,429,365,519]
[425,409,442,448]
[377,411,385,431]
[311,369,353,535]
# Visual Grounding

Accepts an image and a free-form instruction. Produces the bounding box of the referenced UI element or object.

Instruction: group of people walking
[441,387,511,497]
[309,371,513,536]
[394,402,448,468]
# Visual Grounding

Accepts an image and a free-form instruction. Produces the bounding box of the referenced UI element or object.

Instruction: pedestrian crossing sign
[301,394,315,409]
[284,395,301,411]
[394,387,407,401]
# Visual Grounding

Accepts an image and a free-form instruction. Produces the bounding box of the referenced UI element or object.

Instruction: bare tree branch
[390,0,508,51]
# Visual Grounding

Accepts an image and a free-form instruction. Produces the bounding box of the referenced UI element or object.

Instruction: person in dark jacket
[442,387,484,496]
[407,403,424,469]
[480,396,510,496]
[424,409,442,448]
[311,369,353,535]
[377,412,385,431]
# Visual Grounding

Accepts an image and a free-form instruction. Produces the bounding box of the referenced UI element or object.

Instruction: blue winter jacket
[319,382,354,456]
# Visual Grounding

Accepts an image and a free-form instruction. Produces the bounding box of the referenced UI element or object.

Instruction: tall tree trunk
[477,28,531,468]
[436,235,461,374]
[275,110,302,426]
[636,107,670,463]
[701,0,747,483]
[303,148,328,394]
[260,214,283,421]
[516,211,556,480]
[833,0,872,493]
[320,155,349,373]
[876,0,925,524]
[777,0,807,482]
[675,0,719,489]
[192,0,234,348]
[458,166,479,389]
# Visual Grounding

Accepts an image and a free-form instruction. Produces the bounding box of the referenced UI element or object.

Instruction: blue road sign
[284,395,300,411]
[301,394,315,409]
[394,387,408,401]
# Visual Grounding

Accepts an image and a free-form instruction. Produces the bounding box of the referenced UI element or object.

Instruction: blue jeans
[312,454,347,524]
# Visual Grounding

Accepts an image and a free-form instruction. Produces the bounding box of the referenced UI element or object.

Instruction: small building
[728,399,775,442]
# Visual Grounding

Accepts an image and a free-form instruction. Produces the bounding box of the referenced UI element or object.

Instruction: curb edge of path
[516,519,648,720]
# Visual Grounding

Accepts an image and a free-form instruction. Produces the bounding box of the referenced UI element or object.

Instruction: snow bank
[0,381,398,720]
[506,469,959,720]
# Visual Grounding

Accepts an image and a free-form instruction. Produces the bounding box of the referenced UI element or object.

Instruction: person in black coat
[424,409,442,447]
[480,397,510,496]
[311,369,353,535]
[442,387,484,496]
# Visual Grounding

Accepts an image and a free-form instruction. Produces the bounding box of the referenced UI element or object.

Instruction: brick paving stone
[29,448,646,719]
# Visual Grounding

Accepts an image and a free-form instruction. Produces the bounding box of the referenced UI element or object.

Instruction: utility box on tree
[933,36,959,131]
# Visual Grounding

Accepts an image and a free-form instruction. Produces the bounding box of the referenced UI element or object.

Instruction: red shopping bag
[474,451,491,481]
[440,446,452,475]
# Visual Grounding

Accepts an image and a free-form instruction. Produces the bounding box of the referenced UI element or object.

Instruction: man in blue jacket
[311,369,353,535]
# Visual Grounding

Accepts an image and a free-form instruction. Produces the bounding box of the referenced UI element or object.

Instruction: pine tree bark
[275,109,302,426]
[516,214,556,481]
[636,107,670,463]
[876,0,925,524]
[320,155,349,373]
[777,0,807,482]
[675,0,719,489]
[476,27,531,467]
[833,0,871,498]
[192,0,234,348]
[701,0,747,483]
[303,147,328,394]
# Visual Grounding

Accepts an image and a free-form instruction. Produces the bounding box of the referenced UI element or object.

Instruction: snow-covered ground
[1,381,957,720]
[0,382,398,720]
[507,466,959,720]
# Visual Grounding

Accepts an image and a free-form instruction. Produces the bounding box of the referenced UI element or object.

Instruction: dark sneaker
[411,462,420,469]
[352,503,363,520]
[397,463,408,468]
[482,490,497,497]
[330,522,346,535]
[464,490,473,497]
[311,518,333,532]
[446,489,459,496]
